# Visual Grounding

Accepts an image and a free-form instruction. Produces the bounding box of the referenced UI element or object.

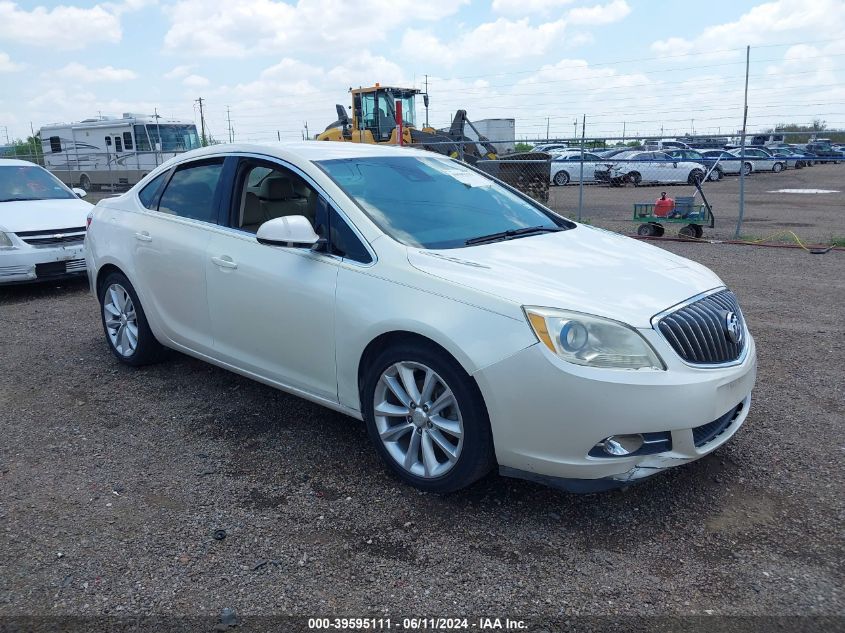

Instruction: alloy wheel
[373,361,464,479]
[103,283,138,357]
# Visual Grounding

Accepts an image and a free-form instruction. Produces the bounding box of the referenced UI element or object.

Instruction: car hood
[0,198,93,233]
[407,226,722,327]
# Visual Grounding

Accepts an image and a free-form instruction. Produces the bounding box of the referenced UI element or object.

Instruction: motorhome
[40,114,200,190]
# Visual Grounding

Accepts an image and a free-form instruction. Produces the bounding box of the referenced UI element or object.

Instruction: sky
[1,0,844,143]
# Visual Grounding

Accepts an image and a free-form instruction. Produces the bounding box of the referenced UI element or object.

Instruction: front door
[204,157,339,400]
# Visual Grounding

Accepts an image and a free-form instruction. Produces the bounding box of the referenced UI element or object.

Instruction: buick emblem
[724,311,742,345]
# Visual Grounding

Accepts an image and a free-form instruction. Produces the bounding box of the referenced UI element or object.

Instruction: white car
[728,148,786,173]
[549,151,604,185]
[597,151,706,186]
[0,159,92,283]
[85,143,757,493]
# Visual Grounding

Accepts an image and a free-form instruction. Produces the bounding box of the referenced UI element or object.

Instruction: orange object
[654,196,675,217]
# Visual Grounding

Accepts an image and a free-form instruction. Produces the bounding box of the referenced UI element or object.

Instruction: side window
[158,160,224,223]
[50,136,62,153]
[123,132,133,150]
[115,137,123,152]
[105,136,112,147]
[314,197,372,264]
[233,161,318,233]
[137,171,169,210]
[134,125,151,151]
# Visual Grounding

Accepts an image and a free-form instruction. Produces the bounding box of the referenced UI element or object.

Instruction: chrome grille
[656,290,746,365]
[15,227,86,247]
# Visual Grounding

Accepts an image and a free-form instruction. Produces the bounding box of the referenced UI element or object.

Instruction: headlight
[0,232,14,249]
[523,307,665,370]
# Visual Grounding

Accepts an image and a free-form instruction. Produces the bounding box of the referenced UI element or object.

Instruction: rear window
[157,160,224,223]
[138,172,169,210]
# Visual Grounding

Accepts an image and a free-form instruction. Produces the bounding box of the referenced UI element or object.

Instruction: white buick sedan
[0,159,92,283]
[85,143,757,493]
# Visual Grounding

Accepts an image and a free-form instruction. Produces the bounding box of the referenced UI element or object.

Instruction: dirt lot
[547,162,845,244]
[0,242,843,626]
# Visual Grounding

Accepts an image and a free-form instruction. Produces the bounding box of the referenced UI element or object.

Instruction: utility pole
[195,97,207,146]
[424,74,429,128]
[573,119,577,141]
[545,117,550,141]
[1,125,8,144]
[735,45,751,239]
[277,131,281,141]
[304,121,309,139]
[226,106,233,143]
[622,121,626,143]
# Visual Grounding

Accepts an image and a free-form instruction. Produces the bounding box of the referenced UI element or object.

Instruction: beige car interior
[239,166,317,233]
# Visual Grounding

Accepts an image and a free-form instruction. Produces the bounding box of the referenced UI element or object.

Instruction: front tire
[361,343,494,493]
[98,272,166,366]
[772,162,784,173]
[688,169,704,185]
[626,171,642,186]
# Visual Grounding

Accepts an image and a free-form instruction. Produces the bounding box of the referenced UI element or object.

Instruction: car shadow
[0,275,90,305]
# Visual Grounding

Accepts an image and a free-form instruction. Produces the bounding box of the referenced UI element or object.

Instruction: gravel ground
[546,162,845,244]
[0,242,843,625]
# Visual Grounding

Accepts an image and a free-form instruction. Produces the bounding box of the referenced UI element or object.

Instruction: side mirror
[673,162,678,168]
[72,187,87,198]
[256,216,320,248]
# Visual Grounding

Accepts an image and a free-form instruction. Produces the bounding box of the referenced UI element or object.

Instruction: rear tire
[708,168,722,182]
[688,169,704,185]
[772,162,784,173]
[553,170,570,186]
[98,271,167,366]
[626,171,642,186]
[361,342,494,493]
[742,162,752,176]
[679,225,697,239]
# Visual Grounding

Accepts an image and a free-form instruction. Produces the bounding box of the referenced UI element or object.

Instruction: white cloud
[0,1,146,50]
[401,18,568,66]
[163,0,469,57]
[54,62,138,82]
[164,64,194,80]
[652,0,845,56]
[0,51,22,73]
[567,0,631,25]
[492,0,573,14]
[182,74,210,88]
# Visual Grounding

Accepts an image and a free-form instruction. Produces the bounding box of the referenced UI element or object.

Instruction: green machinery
[633,182,715,238]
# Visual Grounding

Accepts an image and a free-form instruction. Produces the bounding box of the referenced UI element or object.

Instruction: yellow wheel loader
[317,84,549,201]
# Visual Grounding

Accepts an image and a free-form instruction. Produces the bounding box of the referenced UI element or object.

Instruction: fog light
[601,434,644,456]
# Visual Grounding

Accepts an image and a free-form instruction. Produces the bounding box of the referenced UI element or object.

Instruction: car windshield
[0,165,76,202]
[317,155,570,249]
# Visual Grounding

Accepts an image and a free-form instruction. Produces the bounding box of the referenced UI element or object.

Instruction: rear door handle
[134,231,152,242]
[211,255,238,270]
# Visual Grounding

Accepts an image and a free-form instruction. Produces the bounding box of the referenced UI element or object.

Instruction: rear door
[131,157,226,353]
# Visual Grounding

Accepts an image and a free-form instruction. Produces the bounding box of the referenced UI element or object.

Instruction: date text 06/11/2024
[307,617,528,630]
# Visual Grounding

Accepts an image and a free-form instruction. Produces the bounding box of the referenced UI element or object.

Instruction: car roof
[172,141,438,164]
[0,158,40,167]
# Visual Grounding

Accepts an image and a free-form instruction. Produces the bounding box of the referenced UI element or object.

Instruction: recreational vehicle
[40,114,200,190]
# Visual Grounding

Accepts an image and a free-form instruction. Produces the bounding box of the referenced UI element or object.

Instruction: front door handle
[134,231,152,242]
[211,255,238,270]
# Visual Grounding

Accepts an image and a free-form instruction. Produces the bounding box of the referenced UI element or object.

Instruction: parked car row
[546,143,834,186]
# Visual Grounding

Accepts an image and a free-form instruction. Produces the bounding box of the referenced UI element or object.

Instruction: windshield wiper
[465,225,563,246]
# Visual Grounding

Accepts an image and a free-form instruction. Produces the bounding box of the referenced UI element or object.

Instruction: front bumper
[474,330,756,491]
[0,243,87,284]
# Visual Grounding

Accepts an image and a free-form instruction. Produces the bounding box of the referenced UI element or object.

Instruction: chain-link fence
[406,133,845,244]
[5,131,843,244]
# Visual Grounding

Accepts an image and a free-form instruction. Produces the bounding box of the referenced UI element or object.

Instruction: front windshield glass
[0,165,75,202]
[317,156,569,249]
[147,124,200,152]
